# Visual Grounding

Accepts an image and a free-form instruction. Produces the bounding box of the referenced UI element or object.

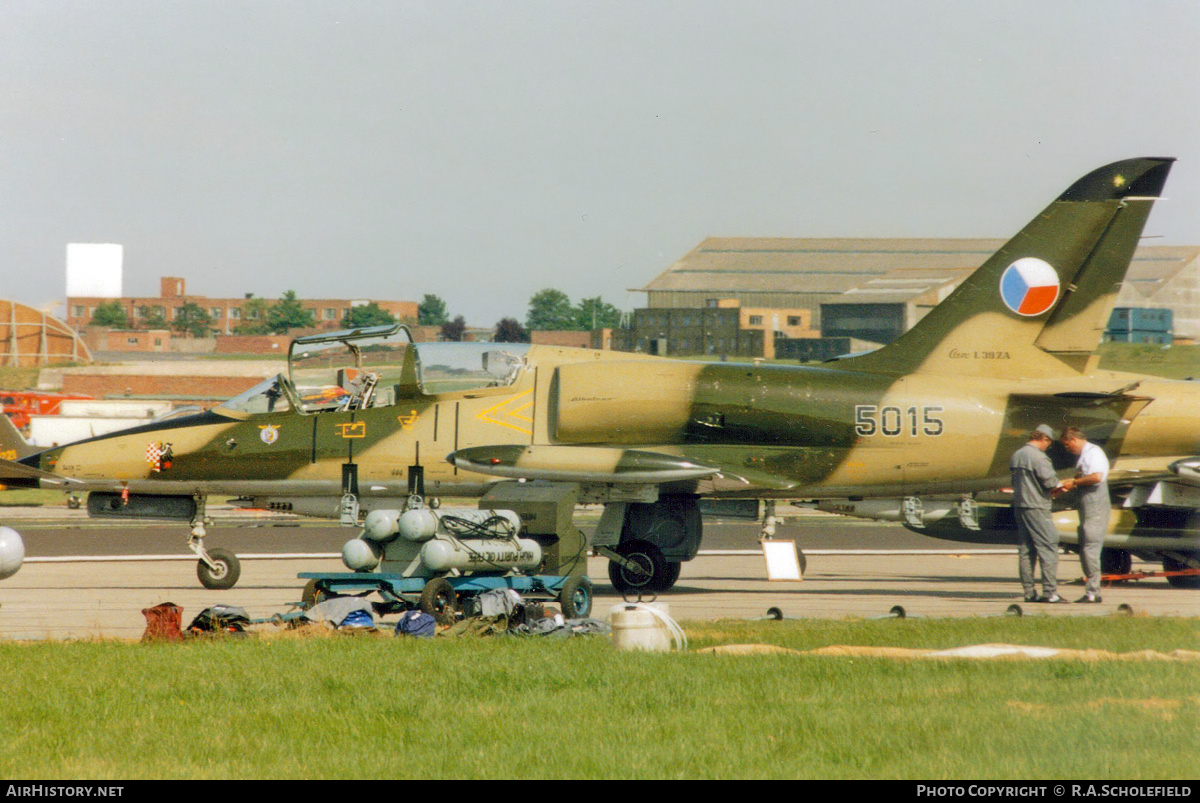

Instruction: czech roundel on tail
[2,157,1196,591]
[1000,258,1061,317]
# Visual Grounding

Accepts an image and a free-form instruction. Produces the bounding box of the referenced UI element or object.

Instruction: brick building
[66,277,419,335]
[612,300,817,358]
[84,328,172,353]
[531,330,593,349]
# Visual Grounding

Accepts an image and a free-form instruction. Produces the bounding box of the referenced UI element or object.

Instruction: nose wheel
[196,547,241,590]
[188,517,241,590]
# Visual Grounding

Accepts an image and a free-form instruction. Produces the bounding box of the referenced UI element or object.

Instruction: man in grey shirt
[1010,424,1065,602]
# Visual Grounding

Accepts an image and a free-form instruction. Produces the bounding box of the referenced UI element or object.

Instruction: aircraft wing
[448,445,720,484]
[1105,457,1192,488]
[0,458,82,487]
[1165,458,1200,487]
[1101,455,1200,510]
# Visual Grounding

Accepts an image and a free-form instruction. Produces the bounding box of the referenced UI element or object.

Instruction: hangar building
[635,238,1200,347]
[0,299,91,367]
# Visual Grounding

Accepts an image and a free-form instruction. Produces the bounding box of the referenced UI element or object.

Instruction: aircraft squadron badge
[145,442,174,472]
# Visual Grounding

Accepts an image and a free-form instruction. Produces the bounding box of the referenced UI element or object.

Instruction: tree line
[88,291,403,338]
[90,288,624,342]
[421,290,624,344]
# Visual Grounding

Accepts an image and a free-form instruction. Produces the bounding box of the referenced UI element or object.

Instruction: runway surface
[0,506,1195,640]
[5,506,973,557]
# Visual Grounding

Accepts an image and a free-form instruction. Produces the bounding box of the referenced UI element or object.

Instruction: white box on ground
[762,539,803,581]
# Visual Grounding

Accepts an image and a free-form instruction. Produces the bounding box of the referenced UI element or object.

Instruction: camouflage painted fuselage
[25,345,1200,503]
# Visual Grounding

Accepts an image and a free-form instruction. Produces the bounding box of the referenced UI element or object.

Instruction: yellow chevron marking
[476,390,534,436]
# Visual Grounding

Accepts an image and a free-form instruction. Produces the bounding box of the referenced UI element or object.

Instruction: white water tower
[66,243,124,298]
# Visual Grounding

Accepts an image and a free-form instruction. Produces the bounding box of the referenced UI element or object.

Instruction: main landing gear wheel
[559,575,593,619]
[419,577,459,624]
[607,539,669,594]
[615,495,700,593]
[1163,554,1200,589]
[197,548,241,590]
[1100,548,1132,577]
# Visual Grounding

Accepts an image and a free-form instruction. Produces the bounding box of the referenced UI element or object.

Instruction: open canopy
[216,326,530,417]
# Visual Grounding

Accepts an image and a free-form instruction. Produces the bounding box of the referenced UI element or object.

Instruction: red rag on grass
[141,602,184,642]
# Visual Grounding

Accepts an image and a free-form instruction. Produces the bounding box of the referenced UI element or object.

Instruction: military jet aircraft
[2,156,1196,593]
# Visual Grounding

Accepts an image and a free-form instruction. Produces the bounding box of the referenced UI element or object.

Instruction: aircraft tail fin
[0,415,39,461]
[840,158,1174,378]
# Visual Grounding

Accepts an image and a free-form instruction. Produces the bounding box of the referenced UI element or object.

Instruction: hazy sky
[2,1,1197,325]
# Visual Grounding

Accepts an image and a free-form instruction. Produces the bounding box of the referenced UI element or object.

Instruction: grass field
[1096,342,1200,379]
[0,616,1196,780]
[0,488,72,507]
[0,366,52,391]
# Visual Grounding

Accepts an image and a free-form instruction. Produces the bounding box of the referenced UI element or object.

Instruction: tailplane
[841,157,1174,378]
[0,414,39,461]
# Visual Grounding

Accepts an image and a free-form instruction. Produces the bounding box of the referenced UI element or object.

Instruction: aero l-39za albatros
[3,157,1195,592]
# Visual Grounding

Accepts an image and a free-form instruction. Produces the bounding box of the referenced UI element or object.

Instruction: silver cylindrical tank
[396,508,440,542]
[435,508,521,536]
[397,507,521,542]
[363,509,403,542]
[342,538,383,571]
[419,537,542,573]
[0,526,24,580]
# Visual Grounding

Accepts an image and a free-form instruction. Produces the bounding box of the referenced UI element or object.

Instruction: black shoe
[1037,594,1068,603]
[1023,592,1039,602]
[1075,594,1102,604]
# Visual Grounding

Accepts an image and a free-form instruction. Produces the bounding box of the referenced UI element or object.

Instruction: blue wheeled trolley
[298,570,592,621]
[297,490,592,622]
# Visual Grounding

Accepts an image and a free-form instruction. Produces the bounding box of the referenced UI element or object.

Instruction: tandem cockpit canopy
[215,324,530,417]
[215,375,295,417]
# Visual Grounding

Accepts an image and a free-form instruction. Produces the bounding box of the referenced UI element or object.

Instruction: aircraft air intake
[550,361,704,444]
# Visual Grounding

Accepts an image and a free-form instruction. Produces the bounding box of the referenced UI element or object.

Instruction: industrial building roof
[637,238,1200,309]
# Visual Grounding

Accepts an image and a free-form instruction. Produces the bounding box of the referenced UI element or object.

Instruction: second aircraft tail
[0,414,39,461]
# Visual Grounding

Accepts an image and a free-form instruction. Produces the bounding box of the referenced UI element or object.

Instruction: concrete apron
[0,553,1196,641]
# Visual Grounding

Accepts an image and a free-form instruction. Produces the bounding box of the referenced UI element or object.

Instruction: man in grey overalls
[1059,426,1110,603]
[1011,425,1065,602]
